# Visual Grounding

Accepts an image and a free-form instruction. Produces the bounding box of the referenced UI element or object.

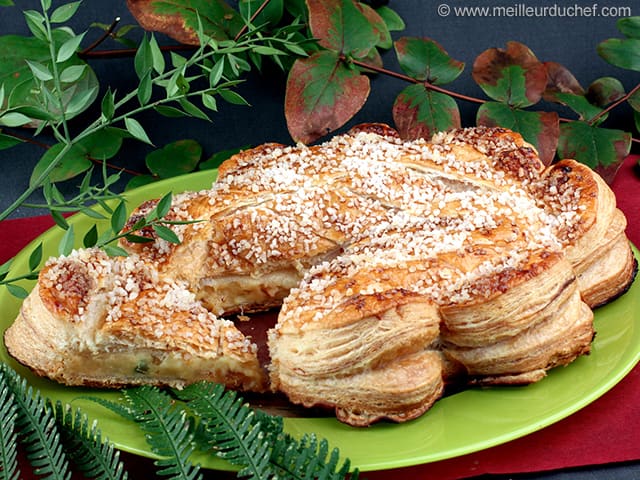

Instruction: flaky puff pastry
[5,249,267,391]
[5,124,636,426]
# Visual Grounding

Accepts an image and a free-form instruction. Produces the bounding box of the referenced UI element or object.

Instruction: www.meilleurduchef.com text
[436,3,633,18]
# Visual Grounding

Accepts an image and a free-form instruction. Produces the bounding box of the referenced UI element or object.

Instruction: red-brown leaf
[472,41,547,107]
[543,61,584,102]
[127,0,242,45]
[285,51,370,144]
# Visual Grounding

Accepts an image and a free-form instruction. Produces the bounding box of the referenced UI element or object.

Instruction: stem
[80,44,194,59]
[235,0,272,41]
[79,17,121,56]
[348,57,486,105]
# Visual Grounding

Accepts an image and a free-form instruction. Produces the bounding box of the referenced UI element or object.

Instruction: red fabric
[1,155,639,479]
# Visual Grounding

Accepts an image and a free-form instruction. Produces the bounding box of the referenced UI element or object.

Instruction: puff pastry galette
[4,124,636,426]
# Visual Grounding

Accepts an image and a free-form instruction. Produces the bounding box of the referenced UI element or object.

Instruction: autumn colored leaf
[586,77,626,107]
[285,50,370,144]
[392,84,460,140]
[394,37,464,85]
[126,0,243,45]
[543,61,584,102]
[472,41,547,107]
[477,102,559,165]
[558,121,631,183]
[356,2,392,50]
[307,0,379,58]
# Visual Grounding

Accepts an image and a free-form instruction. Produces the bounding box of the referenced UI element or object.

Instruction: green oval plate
[1,170,639,472]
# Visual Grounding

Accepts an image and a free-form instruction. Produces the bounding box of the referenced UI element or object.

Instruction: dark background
[0,0,638,217]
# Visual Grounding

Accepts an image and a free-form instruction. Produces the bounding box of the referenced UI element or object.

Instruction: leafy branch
[0,0,307,223]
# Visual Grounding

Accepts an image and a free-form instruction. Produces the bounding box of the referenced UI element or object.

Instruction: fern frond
[176,382,272,480]
[0,381,19,480]
[121,386,201,480]
[269,432,357,480]
[0,364,70,480]
[50,400,129,480]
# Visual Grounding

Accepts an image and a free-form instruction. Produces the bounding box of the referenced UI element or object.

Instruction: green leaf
[30,143,92,185]
[209,58,225,87]
[137,70,153,106]
[199,146,245,170]
[126,174,157,191]
[103,245,129,257]
[25,59,53,81]
[177,98,210,121]
[394,37,464,85]
[473,41,547,107]
[65,84,98,115]
[155,192,173,219]
[78,128,124,160]
[477,102,560,165]
[124,117,153,145]
[56,32,86,63]
[146,139,202,179]
[59,224,75,256]
[6,283,28,299]
[307,0,379,57]
[154,105,188,118]
[101,88,115,120]
[153,224,180,244]
[551,92,605,124]
[111,200,128,234]
[28,242,43,271]
[83,224,98,247]
[59,64,87,83]
[0,112,32,127]
[617,16,640,38]
[376,5,405,31]
[0,132,23,150]
[218,88,249,106]
[558,121,631,171]
[50,1,82,23]
[134,34,153,79]
[392,84,460,140]
[0,0,15,6]
[285,50,370,144]
[201,92,217,111]
[23,10,47,40]
[51,209,69,230]
[148,34,165,75]
[597,38,640,71]
[0,35,98,124]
